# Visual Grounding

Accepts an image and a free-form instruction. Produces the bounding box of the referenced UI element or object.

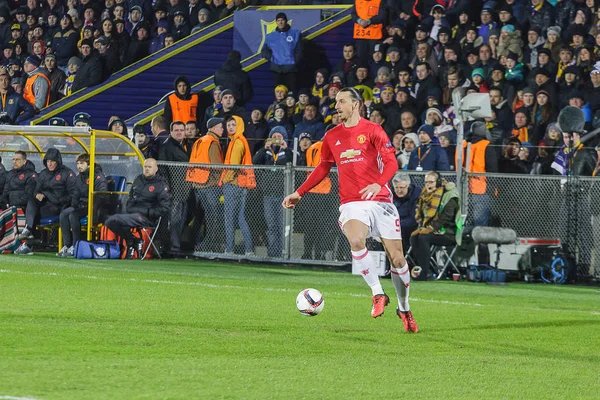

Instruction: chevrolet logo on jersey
[340,149,362,158]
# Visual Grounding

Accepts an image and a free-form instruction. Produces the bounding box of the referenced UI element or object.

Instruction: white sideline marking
[0,396,42,400]
[1,269,599,316]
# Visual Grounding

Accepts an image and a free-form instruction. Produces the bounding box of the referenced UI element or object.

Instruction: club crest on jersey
[357,134,366,144]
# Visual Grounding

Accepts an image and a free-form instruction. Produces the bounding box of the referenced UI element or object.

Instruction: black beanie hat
[276,12,287,21]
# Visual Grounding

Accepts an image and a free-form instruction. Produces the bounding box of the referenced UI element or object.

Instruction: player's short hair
[338,87,363,105]
[186,120,197,126]
[14,150,26,159]
[343,42,355,51]
[392,172,411,185]
[76,153,90,164]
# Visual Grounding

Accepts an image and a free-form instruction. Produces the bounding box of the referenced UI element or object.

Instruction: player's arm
[359,126,399,199]
[283,138,334,208]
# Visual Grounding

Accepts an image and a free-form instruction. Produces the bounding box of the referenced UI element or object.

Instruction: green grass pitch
[1,254,598,399]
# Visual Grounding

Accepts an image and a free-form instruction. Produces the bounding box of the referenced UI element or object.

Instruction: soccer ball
[296,288,324,316]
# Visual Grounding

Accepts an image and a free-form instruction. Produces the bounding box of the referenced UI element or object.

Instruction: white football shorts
[338,201,401,242]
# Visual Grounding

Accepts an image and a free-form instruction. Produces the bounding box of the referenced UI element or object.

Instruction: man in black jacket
[214,50,252,106]
[16,148,76,254]
[0,151,37,210]
[105,158,171,259]
[158,120,191,256]
[71,39,105,93]
[57,153,108,257]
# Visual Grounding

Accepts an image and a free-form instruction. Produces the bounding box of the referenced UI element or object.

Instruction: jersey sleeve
[371,125,398,186]
[319,135,334,162]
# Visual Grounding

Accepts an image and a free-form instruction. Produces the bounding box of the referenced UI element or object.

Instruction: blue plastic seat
[40,215,60,225]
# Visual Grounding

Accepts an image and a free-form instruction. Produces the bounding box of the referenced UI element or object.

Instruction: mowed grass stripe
[0,255,599,399]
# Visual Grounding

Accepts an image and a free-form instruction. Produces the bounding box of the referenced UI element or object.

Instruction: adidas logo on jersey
[335,140,341,146]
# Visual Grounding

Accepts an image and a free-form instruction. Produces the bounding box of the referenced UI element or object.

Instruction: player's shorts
[338,201,401,242]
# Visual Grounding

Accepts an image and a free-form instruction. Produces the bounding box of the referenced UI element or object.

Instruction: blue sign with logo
[233,9,322,59]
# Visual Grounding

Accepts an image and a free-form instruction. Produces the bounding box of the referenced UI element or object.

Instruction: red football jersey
[320,118,397,205]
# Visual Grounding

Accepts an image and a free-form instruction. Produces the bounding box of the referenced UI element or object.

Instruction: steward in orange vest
[187,117,225,187]
[23,56,51,111]
[306,141,332,194]
[352,0,385,40]
[220,115,256,189]
[164,75,199,126]
[456,122,498,194]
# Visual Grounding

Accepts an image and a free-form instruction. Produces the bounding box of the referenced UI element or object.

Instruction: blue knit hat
[269,126,288,141]
[417,124,435,139]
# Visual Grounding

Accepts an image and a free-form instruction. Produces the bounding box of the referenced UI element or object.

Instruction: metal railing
[152,161,599,280]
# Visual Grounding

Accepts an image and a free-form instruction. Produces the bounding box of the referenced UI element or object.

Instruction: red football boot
[397,308,419,333]
[371,294,390,318]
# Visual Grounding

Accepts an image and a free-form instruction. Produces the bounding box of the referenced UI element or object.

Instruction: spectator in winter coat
[244,107,269,154]
[134,125,157,159]
[57,153,108,257]
[0,72,34,124]
[16,148,77,254]
[397,132,420,170]
[214,50,253,106]
[191,8,211,34]
[96,36,121,77]
[523,0,555,37]
[71,39,105,93]
[261,12,302,92]
[51,14,78,70]
[158,120,191,257]
[408,124,450,171]
[43,54,66,104]
[293,103,326,142]
[392,172,420,253]
[123,22,151,66]
[252,126,293,257]
[171,11,191,42]
[201,85,222,134]
[0,150,37,209]
[267,103,294,139]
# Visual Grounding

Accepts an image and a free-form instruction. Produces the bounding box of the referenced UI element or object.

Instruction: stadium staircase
[26,15,236,127]
[125,6,353,127]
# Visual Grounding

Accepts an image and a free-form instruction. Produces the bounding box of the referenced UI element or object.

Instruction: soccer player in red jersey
[283,88,418,332]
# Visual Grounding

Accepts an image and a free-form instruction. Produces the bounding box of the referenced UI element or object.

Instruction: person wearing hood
[267,103,294,139]
[261,12,302,92]
[57,153,108,257]
[0,150,37,211]
[311,68,329,100]
[71,39,105,93]
[23,55,50,112]
[105,158,170,259]
[252,126,293,257]
[392,172,419,254]
[398,132,420,169]
[410,171,461,281]
[187,117,225,255]
[191,8,211,34]
[51,14,78,71]
[171,11,191,42]
[244,107,269,154]
[164,75,200,127]
[0,71,34,124]
[134,124,157,159]
[214,50,253,106]
[408,124,450,171]
[220,115,255,256]
[123,21,151,66]
[16,148,76,254]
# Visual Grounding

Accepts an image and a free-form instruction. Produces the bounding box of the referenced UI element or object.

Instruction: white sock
[352,248,384,296]
[391,263,410,312]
